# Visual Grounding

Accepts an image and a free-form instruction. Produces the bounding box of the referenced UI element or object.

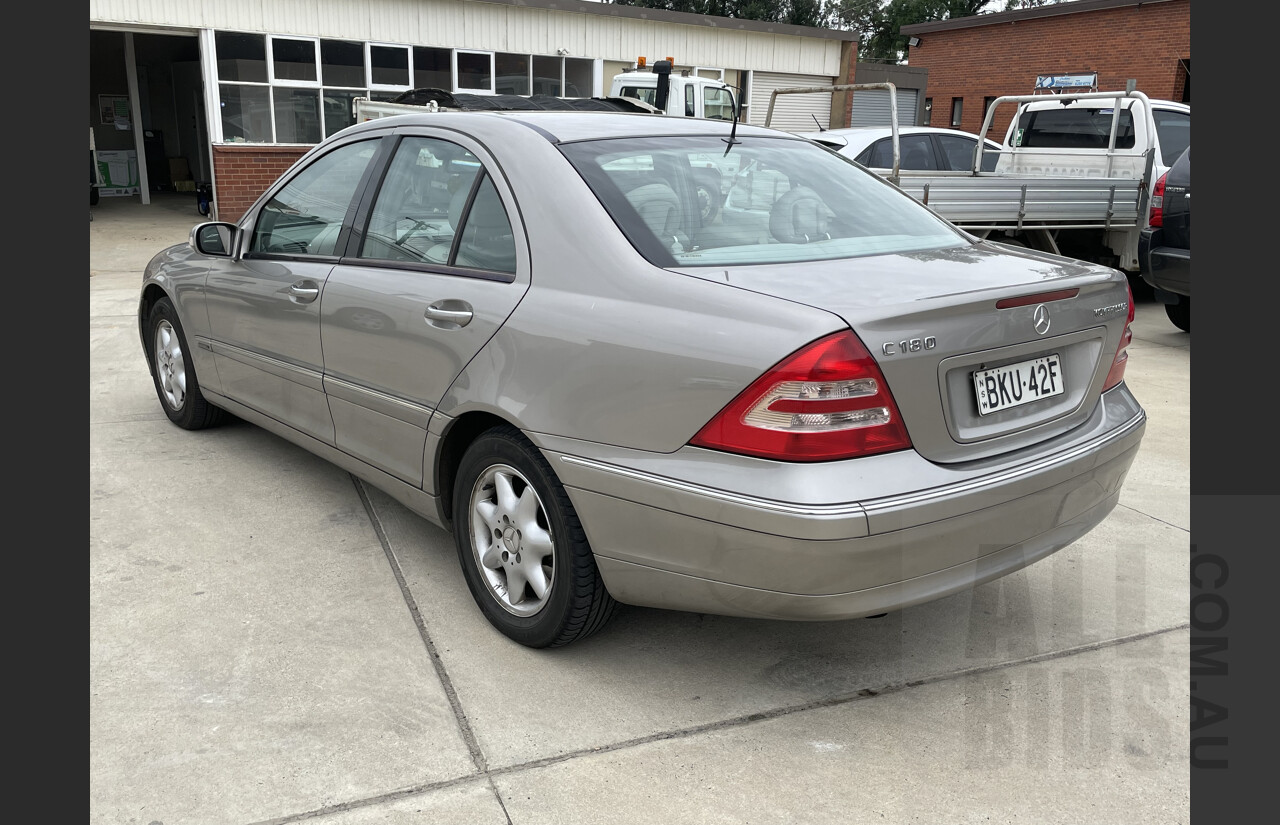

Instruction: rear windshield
[559,135,966,268]
[1014,107,1136,149]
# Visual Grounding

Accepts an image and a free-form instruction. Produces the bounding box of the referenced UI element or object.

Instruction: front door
[203,137,383,443]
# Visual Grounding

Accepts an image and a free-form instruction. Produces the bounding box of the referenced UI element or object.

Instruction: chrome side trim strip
[322,375,434,429]
[206,339,324,392]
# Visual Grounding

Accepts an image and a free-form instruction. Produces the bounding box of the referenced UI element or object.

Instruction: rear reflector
[690,331,911,461]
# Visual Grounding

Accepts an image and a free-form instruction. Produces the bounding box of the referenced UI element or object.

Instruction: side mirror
[190,222,238,257]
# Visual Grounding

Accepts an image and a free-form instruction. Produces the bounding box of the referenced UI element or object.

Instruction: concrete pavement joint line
[350,474,490,774]
[1115,502,1189,533]
[238,622,1189,825]
[488,775,516,825]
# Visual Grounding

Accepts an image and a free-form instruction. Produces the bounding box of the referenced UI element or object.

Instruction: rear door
[319,132,530,487]
[204,135,385,443]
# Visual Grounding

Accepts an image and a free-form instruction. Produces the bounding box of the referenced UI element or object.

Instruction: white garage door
[849,88,919,127]
[749,71,836,133]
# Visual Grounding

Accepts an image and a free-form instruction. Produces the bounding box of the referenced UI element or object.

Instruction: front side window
[251,140,379,256]
[704,87,734,121]
[619,85,656,106]
[936,134,999,172]
[359,137,515,274]
[684,85,695,117]
[562,136,965,268]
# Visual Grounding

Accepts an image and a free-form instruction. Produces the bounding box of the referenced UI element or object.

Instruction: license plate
[973,354,1064,415]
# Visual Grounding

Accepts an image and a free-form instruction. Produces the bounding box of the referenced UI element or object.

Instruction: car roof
[337,109,791,145]
[797,125,998,153]
[1020,96,1188,113]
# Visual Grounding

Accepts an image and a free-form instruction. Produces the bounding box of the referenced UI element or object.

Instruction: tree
[858,1,992,63]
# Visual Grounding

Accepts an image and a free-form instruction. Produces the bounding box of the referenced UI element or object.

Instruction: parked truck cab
[609,59,737,121]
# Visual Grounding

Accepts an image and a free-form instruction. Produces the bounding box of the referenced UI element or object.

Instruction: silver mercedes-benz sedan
[139,111,1144,648]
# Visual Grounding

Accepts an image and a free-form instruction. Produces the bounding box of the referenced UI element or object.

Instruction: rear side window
[358,136,515,274]
[1014,108,1135,149]
[1152,109,1190,166]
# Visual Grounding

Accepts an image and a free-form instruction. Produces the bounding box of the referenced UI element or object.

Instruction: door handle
[288,281,320,303]
[425,300,474,329]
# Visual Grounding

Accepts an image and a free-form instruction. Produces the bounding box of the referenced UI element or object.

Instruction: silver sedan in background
[139,112,1145,648]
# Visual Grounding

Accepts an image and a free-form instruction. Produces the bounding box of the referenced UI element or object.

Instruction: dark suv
[1139,147,1191,331]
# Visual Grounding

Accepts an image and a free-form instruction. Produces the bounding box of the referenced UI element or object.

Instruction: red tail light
[1148,171,1168,228]
[690,331,912,461]
[1102,280,1135,391]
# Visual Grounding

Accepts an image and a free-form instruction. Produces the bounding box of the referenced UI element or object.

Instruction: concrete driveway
[91,192,1190,825]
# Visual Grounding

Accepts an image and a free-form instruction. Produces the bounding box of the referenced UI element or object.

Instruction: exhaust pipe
[652,59,673,113]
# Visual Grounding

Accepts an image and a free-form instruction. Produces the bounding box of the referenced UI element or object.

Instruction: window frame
[343,132,526,284]
[950,97,964,128]
[242,135,390,261]
[268,35,322,88]
[454,49,496,95]
[366,42,413,94]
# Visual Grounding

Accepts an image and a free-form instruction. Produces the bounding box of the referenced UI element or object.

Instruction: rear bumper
[1138,227,1191,297]
[545,386,1145,620]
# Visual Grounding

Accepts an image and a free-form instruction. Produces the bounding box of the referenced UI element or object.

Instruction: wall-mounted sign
[1034,73,1098,91]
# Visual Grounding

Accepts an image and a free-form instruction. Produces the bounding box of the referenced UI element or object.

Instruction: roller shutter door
[849,88,919,127]
[749,71,835,133]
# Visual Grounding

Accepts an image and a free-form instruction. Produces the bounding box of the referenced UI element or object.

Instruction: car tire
[1165,296,1190,332]
[453,425,617,648]
[147,296,228,430]
[694,173,722,224]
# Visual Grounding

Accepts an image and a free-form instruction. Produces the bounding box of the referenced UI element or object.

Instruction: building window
[456,51,494,93]
[564,58,593,99]
[983,96,997,128]
[414,47,452,90]
[923,97,932,126]
[950,97,963,128]
[495,53,530,95]
[211,30,599,145]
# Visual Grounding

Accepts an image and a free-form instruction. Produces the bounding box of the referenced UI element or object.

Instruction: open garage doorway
[90,29,212,213]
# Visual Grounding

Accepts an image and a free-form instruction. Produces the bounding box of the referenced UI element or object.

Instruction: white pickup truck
[772,85,1190,275]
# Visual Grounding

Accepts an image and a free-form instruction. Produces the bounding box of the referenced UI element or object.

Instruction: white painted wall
[90,0,844,76]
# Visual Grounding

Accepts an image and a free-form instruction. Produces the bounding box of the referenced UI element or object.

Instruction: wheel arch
[138,283,174,374]
[433,409,523,530]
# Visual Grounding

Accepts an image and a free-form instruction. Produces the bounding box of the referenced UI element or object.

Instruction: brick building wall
[211,145,309,224]
[904,0,1190,138]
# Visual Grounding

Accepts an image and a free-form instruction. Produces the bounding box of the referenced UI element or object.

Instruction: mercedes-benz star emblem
[1033,304,1051,335]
